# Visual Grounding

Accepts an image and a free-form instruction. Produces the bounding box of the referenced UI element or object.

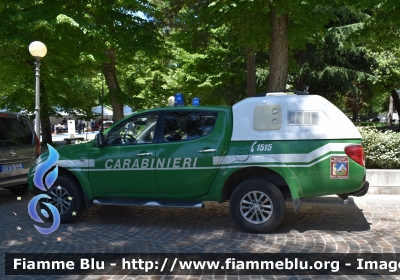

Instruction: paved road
[1,190,400,279]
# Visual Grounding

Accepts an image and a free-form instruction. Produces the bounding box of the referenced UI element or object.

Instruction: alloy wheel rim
[48,186,71,215]
[239,191,273,224]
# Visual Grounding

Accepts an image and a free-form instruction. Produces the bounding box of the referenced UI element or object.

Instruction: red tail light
[345,144,365,167]
[35,134,42,157]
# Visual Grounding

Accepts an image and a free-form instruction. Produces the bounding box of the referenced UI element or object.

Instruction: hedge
[358,127,400,169]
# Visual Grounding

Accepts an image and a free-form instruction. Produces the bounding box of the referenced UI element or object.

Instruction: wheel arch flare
[55,158,95,204]
[209,155,303,202]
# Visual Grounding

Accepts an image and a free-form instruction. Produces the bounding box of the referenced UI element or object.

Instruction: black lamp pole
[101,79,104,133]
[29,41,47,143]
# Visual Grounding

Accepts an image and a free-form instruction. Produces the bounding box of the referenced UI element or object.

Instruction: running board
[93,198,204,209]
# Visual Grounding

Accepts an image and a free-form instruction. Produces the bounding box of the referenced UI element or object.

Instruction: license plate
[1,163,24,172]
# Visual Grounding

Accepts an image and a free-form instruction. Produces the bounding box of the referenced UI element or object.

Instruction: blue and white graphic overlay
[28,145,61,234]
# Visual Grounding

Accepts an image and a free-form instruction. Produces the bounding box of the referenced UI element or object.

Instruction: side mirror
[95,133,104,147]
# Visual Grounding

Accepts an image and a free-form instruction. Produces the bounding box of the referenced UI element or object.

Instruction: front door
[89,113,160,196]
[156,110,227,196]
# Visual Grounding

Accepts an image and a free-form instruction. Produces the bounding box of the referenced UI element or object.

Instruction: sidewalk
[42,131,99,148]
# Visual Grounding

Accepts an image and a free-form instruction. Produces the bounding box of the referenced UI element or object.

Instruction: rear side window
[163,111,218,142]
[0,117,33,146]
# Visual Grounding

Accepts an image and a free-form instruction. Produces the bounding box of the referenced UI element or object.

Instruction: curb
[367,169,400,194]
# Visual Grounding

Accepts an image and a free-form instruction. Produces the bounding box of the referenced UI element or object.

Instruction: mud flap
[293,198,302,214]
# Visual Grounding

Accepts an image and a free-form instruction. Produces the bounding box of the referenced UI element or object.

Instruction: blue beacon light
[192,97,200,106]
[174,93,184,106]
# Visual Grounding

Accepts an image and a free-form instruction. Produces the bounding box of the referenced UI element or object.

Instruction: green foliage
[177,43,269,105]
[206,0,270,51]
[119,50,172,110]
[295,8,377,94]
[154,0,272,104]
[163,35,249,106]
[356,1,400,50]
[366,49,400,129]
[54,0,163,116]
[0,0,101,118]
[358,127,400,169]
[0,0,163,123]
[370,49,400,90]
[352,2,400,128]
[0,0,397,119]
[291,6,386,121]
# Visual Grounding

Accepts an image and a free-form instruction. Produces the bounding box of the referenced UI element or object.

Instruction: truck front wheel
[229,178,285,233]
[38,175,85,223]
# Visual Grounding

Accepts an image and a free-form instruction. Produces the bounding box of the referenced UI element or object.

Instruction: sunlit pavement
[1,190,400,279]
[40,131,99,147]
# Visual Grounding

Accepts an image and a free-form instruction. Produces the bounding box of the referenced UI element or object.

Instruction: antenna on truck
[294,86,309,95]
[253,86,310,97]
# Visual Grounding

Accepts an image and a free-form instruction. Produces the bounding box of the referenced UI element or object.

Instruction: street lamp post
[29,41,47,143]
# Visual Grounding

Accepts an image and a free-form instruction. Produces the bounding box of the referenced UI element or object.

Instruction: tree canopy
[1,0,399,137]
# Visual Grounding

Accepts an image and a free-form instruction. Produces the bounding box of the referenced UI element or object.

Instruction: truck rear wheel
[229,178,285,233]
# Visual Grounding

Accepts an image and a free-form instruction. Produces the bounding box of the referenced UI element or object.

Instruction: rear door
[0,114,36,186]
[155,110,227,195]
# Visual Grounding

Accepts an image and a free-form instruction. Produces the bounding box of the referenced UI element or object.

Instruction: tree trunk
[246,47,256,97]
[103,48,124,122]
[391,89,400,130]
[352,110,358,122]
[39,84,53,147]
[41,117,53,147]
[388,95,393,126]
[267,11,289,92]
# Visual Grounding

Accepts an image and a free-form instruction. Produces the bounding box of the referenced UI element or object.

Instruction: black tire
[8,184,28,195]
[38,175,85,223]
[229,178,286,233]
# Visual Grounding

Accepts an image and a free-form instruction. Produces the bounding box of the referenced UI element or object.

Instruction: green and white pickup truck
[29,92,369,233]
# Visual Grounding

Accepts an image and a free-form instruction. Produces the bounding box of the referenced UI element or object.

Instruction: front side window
[106,113,158,146]
[163,111,218,142]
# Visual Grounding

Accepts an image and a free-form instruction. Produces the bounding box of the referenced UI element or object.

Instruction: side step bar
[93,198,204,209]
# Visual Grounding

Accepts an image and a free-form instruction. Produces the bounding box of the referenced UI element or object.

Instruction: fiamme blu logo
[27,145,61,234]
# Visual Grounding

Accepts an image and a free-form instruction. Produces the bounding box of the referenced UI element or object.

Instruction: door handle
[136,152,153,156]
[198,149,217,153]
